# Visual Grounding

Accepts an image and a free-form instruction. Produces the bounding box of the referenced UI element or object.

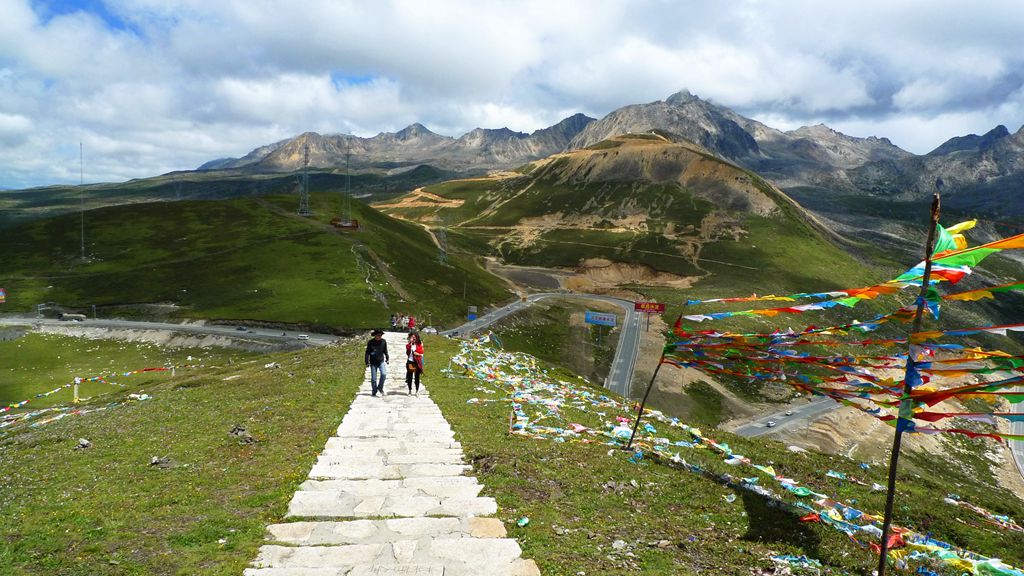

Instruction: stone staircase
[246,331,539,576]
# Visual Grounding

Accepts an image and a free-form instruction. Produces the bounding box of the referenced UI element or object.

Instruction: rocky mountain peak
[568,90,759,160]
[791,124,838,137]
[395,123,440,141]
[535,113,595,137]
[928,124,1012,156]
[665,89,699,106]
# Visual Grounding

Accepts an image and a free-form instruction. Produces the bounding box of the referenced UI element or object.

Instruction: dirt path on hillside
[361,246,412,303]
[372,187,466,210]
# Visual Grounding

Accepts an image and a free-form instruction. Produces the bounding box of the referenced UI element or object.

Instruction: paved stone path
[246,331,539,576]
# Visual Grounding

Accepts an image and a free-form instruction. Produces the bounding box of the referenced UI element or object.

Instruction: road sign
[634,301,665,313]
[585,311,617,327]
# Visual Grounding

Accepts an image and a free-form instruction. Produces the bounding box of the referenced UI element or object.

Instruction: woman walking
[405,332,424,395]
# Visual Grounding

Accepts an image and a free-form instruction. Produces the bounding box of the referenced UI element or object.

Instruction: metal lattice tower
[342,138,353,224]
[297,144,312,216]
[80,142,86,260]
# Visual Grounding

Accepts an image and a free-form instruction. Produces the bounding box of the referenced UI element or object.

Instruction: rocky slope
[200,114,596,173]
[569,90,913,187]
[376,133,855,292]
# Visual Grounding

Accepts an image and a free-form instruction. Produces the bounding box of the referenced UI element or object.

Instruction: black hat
[371,329,384,336]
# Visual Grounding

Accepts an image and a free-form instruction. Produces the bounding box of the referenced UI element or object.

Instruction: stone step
[324,438,462,451]
[334,430,456,439]
[307,463,470,481]
[314,452,465,467]
[286,490,497,518]
[316,446,463,457]
[299,476,482,498]
[249,539,537,575]
[266,517,505,545]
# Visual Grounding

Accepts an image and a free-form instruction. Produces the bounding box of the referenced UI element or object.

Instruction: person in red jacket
[405,332,424,395]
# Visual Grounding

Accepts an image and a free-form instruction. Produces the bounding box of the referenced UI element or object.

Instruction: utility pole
[298,143,312,216]
[80,142,86,260]
[344,141,352,224]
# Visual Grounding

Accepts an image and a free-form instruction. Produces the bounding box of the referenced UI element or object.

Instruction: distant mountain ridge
[200,113,596,173]
[198,91,1024,218]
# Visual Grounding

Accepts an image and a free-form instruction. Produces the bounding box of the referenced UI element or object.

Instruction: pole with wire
[80,142,86,260]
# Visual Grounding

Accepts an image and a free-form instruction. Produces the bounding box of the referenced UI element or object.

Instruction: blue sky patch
[34,0,141,35]
[331,72,376,90]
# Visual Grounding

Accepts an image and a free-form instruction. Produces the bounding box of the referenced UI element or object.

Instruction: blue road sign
[585,311,616,327]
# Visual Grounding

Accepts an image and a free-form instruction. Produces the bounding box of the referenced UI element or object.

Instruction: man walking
[365,329,389,397]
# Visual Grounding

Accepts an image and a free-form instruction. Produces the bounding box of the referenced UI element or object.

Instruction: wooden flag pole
[626,314,680,450]
[625,360,664,451]
[876,192,941,576]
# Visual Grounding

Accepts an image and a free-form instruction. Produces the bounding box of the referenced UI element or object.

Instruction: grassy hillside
[3,331,1021,575]
[485,297,622,384]
[428,336,1024,575]
[0,332,252,408]
[377,135,890,295]
[0,192,512,329]
[0,166,457,230]
[0,335,366,575]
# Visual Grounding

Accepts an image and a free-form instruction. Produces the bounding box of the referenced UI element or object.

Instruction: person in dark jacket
[365,329,389,397]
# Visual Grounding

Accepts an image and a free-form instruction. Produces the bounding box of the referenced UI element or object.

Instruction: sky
[2,0,1024,189]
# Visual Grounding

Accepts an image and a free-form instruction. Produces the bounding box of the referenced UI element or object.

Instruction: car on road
[766,420,777,428]
[297,334,309,340]
[235,326,247,331]
[785,410,794,416]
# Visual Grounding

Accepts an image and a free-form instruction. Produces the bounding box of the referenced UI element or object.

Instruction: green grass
[426,336,1024,575]
[0,192,512,329]
[3,330,1021,575]
[0,333,253,408]
[487,297,622,384]
[0,335,367,575]
[0,168,457,230]
[674,380,727,428]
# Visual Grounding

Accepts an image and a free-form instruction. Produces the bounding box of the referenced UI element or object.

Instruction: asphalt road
[733,396,837,438]
[1012,386,1024,479]
[0,316,338,346]
[736,385,1024,484]
[441,292,641,398]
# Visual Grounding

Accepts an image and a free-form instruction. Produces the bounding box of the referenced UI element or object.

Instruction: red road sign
[634,301,666,313]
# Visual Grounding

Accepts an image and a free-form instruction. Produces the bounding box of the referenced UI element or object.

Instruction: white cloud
[2,0,1024,188]
[0,112,33,146]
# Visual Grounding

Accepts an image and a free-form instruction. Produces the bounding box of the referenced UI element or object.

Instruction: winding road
[733,397,836,438]
[1012,387,1024,480]
[441,292,641,398]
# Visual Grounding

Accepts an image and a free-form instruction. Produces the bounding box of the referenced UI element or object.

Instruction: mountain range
[199,113,595,173]
[204,90,1024,221]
